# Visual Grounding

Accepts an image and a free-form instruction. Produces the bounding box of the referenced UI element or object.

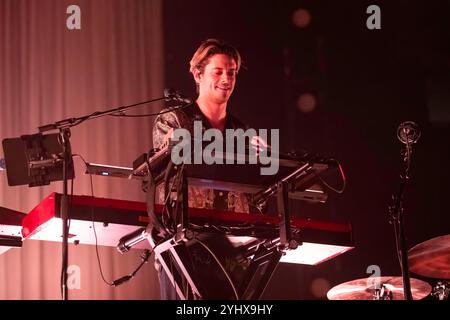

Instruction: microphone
[397,121,421,145]
[0,158,5,170]
[116,226,150,254]
[164,88,193,105]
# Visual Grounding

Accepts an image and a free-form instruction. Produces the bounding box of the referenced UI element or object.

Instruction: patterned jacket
[152,103,250,213]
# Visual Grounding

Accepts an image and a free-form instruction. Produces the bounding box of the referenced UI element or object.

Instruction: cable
[72,154,114,286]
[108,103,192,118]
[69,178,74,230]
[392,218,403,267]
[172,164,187,232]
[193,238,239,300]
[74,154,164,287]
[54,98,191,130]
[162,161,179,234]
[248,201,264,215]
[110,250,152,287]
[314,159,346,194]
[66,97,168,128]
[391,142,413,270]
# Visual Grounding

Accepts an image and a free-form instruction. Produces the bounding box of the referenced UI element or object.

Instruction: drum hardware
[431,281,449,301]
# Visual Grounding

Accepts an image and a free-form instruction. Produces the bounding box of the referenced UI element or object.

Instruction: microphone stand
[38,97,167,132]
[38,95,169,300]
[389,137,415,300]
[60,128,71,300]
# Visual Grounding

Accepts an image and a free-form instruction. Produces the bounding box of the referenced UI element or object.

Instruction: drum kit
[327,234,450,300]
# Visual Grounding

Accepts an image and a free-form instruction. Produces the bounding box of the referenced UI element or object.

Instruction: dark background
[163,0,450,299]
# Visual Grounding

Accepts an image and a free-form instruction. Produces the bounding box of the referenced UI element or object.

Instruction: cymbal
[327,276,431,300]
[409,234,450,279]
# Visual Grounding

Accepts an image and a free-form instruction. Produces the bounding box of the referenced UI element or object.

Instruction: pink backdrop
[0,0,164,299]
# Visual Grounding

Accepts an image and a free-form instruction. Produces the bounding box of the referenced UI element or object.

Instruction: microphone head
[182,96,193,105]
[397,121,421,144]
[163,88,176,99]
[164,88,192,104]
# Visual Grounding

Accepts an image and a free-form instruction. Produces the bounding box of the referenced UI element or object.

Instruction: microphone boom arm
[38,97,168,133]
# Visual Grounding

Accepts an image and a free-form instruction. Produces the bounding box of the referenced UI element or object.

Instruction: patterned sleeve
[152,110,183,149]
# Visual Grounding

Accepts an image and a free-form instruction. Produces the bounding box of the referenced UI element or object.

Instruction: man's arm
[152,111,183,149]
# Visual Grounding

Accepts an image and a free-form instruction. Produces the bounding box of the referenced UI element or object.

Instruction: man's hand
[250,135,270,155]
[160,128,174,149]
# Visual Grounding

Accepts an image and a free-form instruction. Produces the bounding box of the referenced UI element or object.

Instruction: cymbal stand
[374,285,393,300]
[432,281,449,301]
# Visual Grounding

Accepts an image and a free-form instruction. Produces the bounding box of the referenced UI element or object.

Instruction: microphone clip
[164,88,193,105]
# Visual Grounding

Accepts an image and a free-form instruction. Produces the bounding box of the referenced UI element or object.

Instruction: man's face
[196,54,237,104]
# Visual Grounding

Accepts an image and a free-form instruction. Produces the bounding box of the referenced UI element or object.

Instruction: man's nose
[220,73,231,84]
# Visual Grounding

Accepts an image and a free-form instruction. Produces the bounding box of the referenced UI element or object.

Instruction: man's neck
[196,97,227,130]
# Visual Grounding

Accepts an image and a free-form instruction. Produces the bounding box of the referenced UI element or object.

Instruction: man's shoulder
[154,104,196,127]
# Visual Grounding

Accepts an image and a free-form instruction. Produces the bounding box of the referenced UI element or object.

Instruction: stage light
[292,8,311,28]
[297,93,317,113]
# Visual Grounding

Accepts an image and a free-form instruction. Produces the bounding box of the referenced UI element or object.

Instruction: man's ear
[193,69,202,84]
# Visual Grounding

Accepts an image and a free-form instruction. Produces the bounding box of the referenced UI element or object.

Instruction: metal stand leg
[152,238,203,300]
[239,245,282,300]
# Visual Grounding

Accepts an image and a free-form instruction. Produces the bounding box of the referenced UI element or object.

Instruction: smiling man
[153,38,250,214]
[152,39,260,300]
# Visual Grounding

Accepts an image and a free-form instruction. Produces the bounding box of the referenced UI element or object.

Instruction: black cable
[143,167,167,238]
[73,154,164,287]
[72,154,114,286]
[43,99,192,132]
[393,217,403,267]
[108,102,192,118]
[66,97,168,128]
[193,237,239,300]
[314,159,347,194]
[249,201,264,214]
[69,178,74,230]
[173,164,186,231]
[111,250,152,287]
[162,161,177,234]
